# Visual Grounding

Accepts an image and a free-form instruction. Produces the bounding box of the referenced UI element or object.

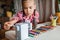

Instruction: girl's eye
[29,7,32,9]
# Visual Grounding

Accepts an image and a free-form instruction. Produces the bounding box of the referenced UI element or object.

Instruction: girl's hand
[4,22,13,30]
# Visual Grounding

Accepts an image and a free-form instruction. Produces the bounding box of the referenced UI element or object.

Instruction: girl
[4,0,39,40]
[4,0,39,30]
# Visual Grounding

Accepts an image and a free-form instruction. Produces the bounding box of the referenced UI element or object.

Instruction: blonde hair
[22,0,35,6]
[22,0,35,2]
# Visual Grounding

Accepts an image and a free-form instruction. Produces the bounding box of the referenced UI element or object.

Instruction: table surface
[26,22,60,40]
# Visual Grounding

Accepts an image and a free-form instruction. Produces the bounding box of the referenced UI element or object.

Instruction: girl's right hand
[4,22,13,30]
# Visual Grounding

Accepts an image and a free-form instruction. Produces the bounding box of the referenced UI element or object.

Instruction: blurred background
[0,0,60,22]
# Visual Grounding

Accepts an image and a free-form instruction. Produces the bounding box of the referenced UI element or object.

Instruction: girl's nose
[27,8,30,12]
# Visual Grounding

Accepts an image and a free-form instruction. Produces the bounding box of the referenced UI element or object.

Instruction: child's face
[23,1,36,16]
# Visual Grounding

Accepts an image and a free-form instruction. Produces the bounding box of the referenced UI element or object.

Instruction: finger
[4,26,10,30]
[4,24,10,30]
[4,26,8,30]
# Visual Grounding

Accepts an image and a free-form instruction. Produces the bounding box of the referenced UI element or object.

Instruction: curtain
[14,0,22,13]
[38,0,55,22]
[55,0,59,12]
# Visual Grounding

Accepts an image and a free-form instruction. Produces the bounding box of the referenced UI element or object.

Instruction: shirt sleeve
[35,11,39,23]
[11,11,23,22]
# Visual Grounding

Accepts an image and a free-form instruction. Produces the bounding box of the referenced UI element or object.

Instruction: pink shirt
[12,11,39,23]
